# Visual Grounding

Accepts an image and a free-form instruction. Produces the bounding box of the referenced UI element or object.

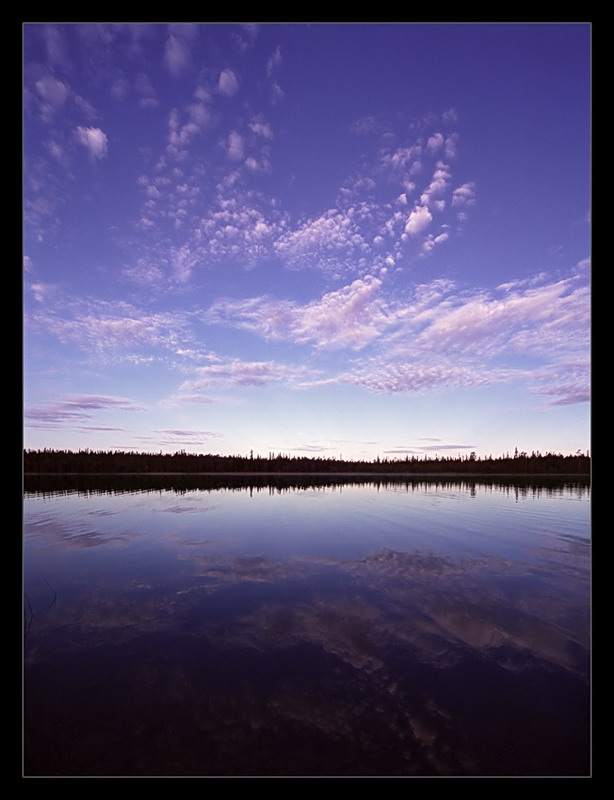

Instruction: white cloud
[452,182,476,206]
[74,126,108,160]
[207,275,392,351]
[274,208,369,273]
[421,231,449,254]
[420,162,451,206]
[170,244,197,284]
[31,299,194,360]
[195,197,284,267]
[405,205,432,236]
[407,278,590,367]
[218,68,239,96]
[427,133,444,152]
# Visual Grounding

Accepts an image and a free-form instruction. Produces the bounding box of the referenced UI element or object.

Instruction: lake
[23,475,590,777]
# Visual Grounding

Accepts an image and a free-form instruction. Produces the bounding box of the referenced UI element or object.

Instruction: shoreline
[24,471,590,478]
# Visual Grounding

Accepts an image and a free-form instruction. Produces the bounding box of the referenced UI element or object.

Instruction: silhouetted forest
[23,448,590,476]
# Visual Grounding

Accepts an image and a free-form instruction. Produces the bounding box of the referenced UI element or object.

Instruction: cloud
[274,208,370,273]
[160,393,217,410]
[532,384,590,407]
[249,115,274,139]
[135,72,158,108]
[418,278,589,357]
[290,271,589,403]
[195,197,284,267]
[444,134,459,159]
[218,68,239,96]
[169,244,197,284]
[227,131,245,161]
[340,362,493,394]
[206,275,392,350]
[270,82,284,104]
[36,76,69,107]
[34,76,69,120]
[180,359,310,391]
[165,32,192,76]
[30,300,195,360]
[452,182,476,206]
[267,46,282,77]
[74,126,108,160]
[418,443,476,451]
[379,145,423,176]
[166,109,200,159]
[529,360,590,407]
[427,133,444,152]
[421,231,449,254]
[419,162,451,206]
[405,205,433,236]
[350,116,381,136]
[154,428,221,439]
[29,282,55,303]
[233,24,259,51]
[43,24,69,66]
[25,394,144,426]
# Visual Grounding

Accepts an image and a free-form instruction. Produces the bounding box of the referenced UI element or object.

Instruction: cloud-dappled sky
[24,23,590,460]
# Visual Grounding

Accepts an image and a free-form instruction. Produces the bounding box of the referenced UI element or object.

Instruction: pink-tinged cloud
[529,360,590,407]
[25,394,145,426]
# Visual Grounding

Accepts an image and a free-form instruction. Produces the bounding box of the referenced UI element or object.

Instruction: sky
[23,23,591,461]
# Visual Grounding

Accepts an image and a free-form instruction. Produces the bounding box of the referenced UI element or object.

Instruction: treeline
[23,448,591,476]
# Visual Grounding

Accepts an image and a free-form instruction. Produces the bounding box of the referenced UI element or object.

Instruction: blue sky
[23,23,590,460]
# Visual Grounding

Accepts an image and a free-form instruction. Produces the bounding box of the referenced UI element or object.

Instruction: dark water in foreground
[23,476,590,777]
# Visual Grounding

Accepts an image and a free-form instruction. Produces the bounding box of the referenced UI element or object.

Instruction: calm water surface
[23,476,590,776]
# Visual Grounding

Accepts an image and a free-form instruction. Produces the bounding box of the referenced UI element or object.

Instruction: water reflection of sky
[24,478,590,776]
